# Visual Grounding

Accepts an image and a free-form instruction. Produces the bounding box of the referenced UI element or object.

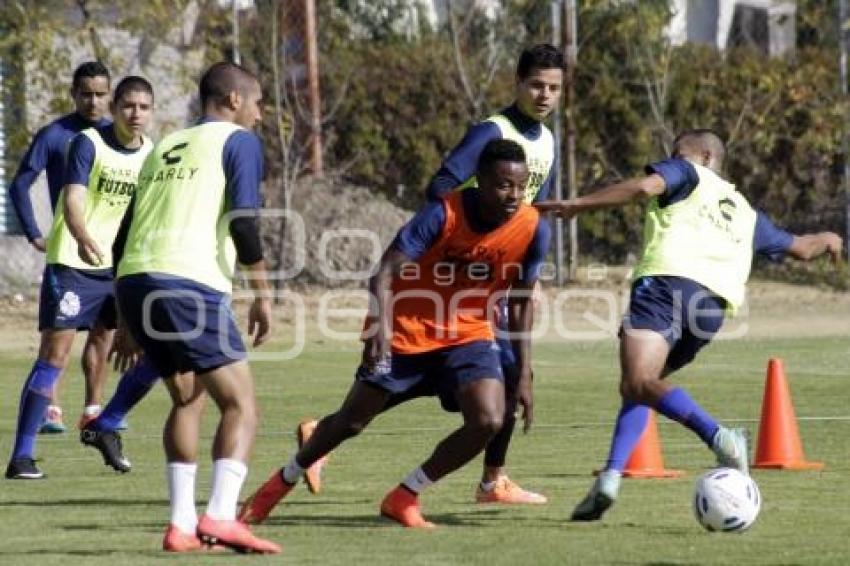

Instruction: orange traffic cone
[622,410,684,478]
[753,358,824,470]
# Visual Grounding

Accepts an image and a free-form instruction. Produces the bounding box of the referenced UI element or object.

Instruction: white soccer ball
[693,467,761,532]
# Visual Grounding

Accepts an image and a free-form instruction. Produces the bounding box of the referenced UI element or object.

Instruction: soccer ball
[693,468,761,532]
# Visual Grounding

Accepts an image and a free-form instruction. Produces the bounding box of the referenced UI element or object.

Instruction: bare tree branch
[447,0,479,118]
[74,0,107,62]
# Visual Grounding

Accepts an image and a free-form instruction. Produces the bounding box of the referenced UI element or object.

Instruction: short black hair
[113,75,154,103]
[673,128,726,168]
[199,61,258,107]
[477,139,527,174]
[516,44,565,80]
[72,61,110,89]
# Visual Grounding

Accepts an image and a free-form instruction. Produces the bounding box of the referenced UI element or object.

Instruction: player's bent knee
[468,411,504,438]
[619,378,654,405]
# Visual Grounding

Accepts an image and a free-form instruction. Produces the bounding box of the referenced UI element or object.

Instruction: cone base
[593,468,685,479]
[622,469,684,479]
[753,461,824,470]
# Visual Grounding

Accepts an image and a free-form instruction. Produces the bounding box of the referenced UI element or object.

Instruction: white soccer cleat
[711,427,749,475]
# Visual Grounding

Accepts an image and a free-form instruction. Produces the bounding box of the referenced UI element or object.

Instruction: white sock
[83,404,102,416]
[401,467,434,494]
[281,455,304,484]
[167,462,198,533]
[206,458,248,521]
[479,479,497,492]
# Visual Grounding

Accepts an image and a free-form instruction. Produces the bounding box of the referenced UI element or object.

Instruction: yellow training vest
[633,162,757,312]
[459,112,554,204]
[47,127,152,269]
[118,121,246,293]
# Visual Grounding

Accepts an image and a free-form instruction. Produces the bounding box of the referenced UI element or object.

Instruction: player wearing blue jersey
[239,140,550,529]
[7,62,112,433]
[111,62,279,554]
[78,86,275,477]
[536,130,842,521]
[430,43,563,504]
[5,76,154,480]
[294,43,565,504]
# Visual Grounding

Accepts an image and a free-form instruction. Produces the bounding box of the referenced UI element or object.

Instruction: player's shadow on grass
[0,497,163,507]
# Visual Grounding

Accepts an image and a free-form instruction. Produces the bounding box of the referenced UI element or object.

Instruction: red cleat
[162,524,225,553]
[296,419,329,494]
[379,486,436,529]
[197,515,281,554]
[237,470,294,525]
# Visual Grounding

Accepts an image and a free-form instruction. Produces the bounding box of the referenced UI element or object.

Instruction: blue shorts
[622,276,726,373]
[360,340,503,412]
[38,264,117,331]
[116,274,246,377]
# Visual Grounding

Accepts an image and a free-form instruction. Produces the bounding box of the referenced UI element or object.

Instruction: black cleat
[80,428,131,473]
[5,458,45,480]
[570,490,614,521]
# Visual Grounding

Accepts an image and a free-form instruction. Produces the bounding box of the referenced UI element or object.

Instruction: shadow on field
[0,497,162,507]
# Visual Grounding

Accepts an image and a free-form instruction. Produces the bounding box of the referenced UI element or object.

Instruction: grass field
[0,287,848,565]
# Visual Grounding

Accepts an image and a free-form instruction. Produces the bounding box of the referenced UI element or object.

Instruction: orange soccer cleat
[197,515,281,554]
[296,419,329,494]
[237,470,294,525]
[474,476,548,505]
[162,524,225,553]
[379,486,436,529]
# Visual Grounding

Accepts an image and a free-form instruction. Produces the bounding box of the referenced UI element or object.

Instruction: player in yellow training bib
[6,76,154,480]
[536,129,842,522]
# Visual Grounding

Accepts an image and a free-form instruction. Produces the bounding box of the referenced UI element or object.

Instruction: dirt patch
[262,177,411,287]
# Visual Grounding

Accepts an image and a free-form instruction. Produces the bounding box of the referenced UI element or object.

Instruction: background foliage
[1,0,846,270]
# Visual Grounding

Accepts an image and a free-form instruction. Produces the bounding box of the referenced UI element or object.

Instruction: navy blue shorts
[38,264,117,331]
[116,274,246,377]
[360,340,503,412]
[622,276,726,373]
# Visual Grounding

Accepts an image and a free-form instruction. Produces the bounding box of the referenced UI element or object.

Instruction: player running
[239,139,550,528]
[297,42,564,505]
[536,129,842,521]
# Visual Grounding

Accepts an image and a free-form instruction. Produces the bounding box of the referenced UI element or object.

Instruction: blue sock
[11,360,62,460]
[605,401,650,472]
[655,387,719,445]
[91,358,160,432]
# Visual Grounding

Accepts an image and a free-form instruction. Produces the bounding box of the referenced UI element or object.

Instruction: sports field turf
[0,301,848,564]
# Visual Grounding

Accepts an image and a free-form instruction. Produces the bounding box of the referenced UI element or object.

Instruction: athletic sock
[206,458,248,520]
[83,404,102,417]
[655,387,719,445]
[281,455,304,485]
[401,467,434,494]
[604,401,650,472]
[11,360,62,460]
[168,462,198,533]
[92,358,159,432]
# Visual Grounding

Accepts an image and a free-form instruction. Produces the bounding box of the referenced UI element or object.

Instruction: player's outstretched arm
[534,174,666,219]
[787,232,843,263]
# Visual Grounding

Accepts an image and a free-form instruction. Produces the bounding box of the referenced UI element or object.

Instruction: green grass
[1,334,848,565]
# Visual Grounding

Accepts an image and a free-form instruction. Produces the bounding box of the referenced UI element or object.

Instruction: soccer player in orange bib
[239,139,550,528]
